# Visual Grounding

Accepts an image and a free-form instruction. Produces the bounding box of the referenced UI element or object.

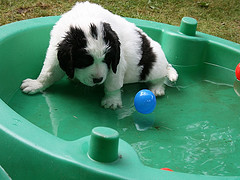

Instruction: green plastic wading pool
[0,16,240,180]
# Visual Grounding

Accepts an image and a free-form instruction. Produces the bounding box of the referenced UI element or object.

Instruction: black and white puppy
[21,1,178,109]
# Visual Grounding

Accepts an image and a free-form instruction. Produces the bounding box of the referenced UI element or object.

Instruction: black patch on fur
[102,22,121,74]
[57,26,94,79]
[137,31,156,81]
[90,23,98,39]
[73,49,94,69]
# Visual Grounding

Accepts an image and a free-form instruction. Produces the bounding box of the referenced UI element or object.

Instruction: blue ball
[134,89,156,114]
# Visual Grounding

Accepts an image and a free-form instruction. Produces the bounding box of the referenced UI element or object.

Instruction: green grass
[0,0,239,44]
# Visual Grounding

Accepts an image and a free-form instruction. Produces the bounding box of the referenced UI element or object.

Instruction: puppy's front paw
[151,87,165,96]
[167,64,178,82]
[150,83,165,96]
[20,79,44,94]
[168,72,178,82]
[101,98,122,109]
[101,90,122,109]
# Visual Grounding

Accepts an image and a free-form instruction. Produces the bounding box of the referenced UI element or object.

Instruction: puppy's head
[57,22,120,86]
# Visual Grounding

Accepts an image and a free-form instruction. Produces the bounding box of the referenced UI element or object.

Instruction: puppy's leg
[149,78,166,96]
[167,64,178,82]
[21,48,65,94]
[149,64,178,96]
[102,75,123,109]
[101,63,125,109]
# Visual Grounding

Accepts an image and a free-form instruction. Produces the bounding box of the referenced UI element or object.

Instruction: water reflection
[234,80,240,96]
[116,100,155,131]
[133,112,155,131]
[42,92,61,136]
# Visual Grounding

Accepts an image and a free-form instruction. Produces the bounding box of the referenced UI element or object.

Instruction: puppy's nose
[93,77,103,84]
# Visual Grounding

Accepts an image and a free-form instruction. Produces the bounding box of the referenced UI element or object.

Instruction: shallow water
[7,79,240,176]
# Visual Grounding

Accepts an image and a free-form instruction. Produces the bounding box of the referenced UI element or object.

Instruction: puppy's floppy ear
[102,22,121,74]
[57,40,74,79]
[57,26,86,79]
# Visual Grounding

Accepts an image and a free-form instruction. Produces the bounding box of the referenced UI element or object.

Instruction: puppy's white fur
[21,1,178,109]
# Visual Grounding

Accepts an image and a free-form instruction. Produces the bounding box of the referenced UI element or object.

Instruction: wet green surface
[7,78,240,176]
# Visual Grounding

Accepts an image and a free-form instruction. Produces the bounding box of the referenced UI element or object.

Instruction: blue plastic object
[134,89,156,114]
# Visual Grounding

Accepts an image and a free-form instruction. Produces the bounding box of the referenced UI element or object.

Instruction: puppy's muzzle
[93,77,103,84]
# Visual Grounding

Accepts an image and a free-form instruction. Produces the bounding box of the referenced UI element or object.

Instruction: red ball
[235,63,240,81]
[161,168,173,172]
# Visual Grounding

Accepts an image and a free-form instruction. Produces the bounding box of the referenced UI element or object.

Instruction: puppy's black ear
[57,40,74,79]
[102,22,121,74]
[57,26,87,78]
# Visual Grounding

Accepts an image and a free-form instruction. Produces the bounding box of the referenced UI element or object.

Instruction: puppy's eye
[75,55,94,68]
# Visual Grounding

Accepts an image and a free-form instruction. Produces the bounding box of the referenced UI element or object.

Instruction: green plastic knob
[88,127,119,163]
[179,17,197,36]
